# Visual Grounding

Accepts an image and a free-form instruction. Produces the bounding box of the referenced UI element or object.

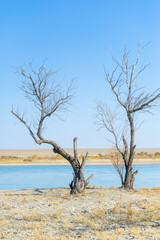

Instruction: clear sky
[0,0,160,149]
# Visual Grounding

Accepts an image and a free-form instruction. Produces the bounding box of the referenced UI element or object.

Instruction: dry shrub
[4,205,11,210]
[0,156,10,159]
[30,232,85,240]
[94,230,117,240]
[83,218,100,229]
[47,209,62,219]
[62,219,71,230]
[111,194,123,214]
[0,218,9,226]
[129,227,159,237]
[138,187,160,199]
[22,196,28,203]
[127,202,135,221]
[30,231,55,240]
[0,232,9,239]
[90,207,106,218]
[23,209,44,221]
[23,158,33,162]
[111,205,122,214]
[73,215,100,229]
[128,227,143,236]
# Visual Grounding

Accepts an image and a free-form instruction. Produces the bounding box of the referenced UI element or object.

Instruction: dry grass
[47,209,62,219]
[22,209,44,221]
[0,152,160,164]
[0,187,160,239]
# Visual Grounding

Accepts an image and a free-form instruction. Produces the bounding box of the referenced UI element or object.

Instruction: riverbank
[0,148,160,166]
[1,148,160,157]
[0,159,160,166]
[0,186,160,239]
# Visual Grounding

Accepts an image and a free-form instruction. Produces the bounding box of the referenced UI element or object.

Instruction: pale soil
[0,148,160,158]
[0,159,160,166]
[0,148,160,166]
[0,186,160,240]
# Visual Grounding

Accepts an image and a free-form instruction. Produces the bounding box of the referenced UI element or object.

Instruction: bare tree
[11,62,93,194]
[111,150,125,186]
[96,44,160,189]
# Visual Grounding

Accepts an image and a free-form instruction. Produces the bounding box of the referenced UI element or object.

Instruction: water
[0,165,159,190]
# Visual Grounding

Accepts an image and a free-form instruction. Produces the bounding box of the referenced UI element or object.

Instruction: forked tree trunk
[122,147,139,189]
[69,138,94,194]
[117,137,139,189]
[53,137,94,194]
[122,114,139,189]
[123,165,139,189]
[69,158,94,194]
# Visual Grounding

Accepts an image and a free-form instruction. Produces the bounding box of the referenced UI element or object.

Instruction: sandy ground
[0,159,160,166]
[0,186,160,240]
[0,148,160,166]
[0,148,160,158]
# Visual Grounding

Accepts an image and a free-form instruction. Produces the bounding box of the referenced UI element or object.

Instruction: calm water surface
[0,165,159,190]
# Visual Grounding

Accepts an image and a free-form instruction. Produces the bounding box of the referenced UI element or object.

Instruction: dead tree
[96,44,160,189]
[11,62,93,194]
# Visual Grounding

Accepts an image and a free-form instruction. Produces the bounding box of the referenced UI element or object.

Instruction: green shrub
[136,152,148,156]
[154,152,160,156]
[98,153,103,158]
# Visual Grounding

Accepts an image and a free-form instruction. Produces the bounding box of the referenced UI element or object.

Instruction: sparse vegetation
[0,150,160,164]
[155,152,160,157]
[136,152,148,157]
[23,158,33,162]
[0,187,160,239]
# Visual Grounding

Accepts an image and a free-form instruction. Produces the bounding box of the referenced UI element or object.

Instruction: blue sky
[0,0,160,149]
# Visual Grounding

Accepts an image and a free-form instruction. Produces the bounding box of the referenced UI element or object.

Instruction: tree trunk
[123,165,133,189]
[122,113,139,189]
[69,167,94,194]
[53,137,94,194]
[69,138,94,194]
[123,166,139,189]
